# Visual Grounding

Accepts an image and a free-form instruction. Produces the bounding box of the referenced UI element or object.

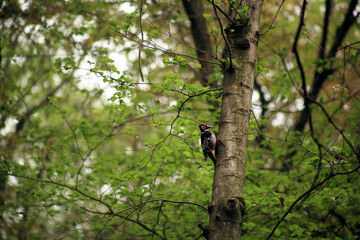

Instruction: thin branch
[132,87,222,175]
[11,75,72,134]
[259,0,285,35]
[336,40,360,52]
[71,196,206,238]
[138,0,145,82]
[211,0,233,70]
[169,87,223,135]
[109,198,208,218]
[114,212,164,238]
[292,0,307,53]
[151,199,208,211]
[292,0,310,132]
[261,41,303,95]
[96,217,114,239]
[97,14,222,67]
[319,0,332,59]
[152,199,164,233]
[310,99,359,159]
[53,106,82,160]
[206,0,235,24]
[7,173,114,213]
[265,165,360,240]
[292,0,321,146]
[248,128,332,161]
[227,0,241,18]
[143,42,221,66]
[292,0,326,187]
[301,30,324,52]
[294,0,359,132]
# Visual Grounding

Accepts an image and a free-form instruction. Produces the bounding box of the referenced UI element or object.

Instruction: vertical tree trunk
[181,0,214,86]
[207,1,263,239]
[293,0,358,132]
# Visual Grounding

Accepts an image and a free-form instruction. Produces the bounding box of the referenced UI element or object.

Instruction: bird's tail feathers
[208,152,216,164]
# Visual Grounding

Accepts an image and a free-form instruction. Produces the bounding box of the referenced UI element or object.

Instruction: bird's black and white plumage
[199,123,216,163]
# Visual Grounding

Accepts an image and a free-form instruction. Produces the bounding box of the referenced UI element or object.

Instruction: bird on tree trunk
[199,123,216,163]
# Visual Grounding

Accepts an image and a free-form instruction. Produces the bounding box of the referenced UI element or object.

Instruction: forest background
[1,0,360,239]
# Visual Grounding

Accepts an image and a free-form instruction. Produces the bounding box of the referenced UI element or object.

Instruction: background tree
[1,0,359,239]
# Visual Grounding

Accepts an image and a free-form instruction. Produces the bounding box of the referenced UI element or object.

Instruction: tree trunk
[181,0,214,86]
[293,0,358,132]
[207,1,263,239]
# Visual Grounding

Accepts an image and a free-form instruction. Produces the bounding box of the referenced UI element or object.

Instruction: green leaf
[203,13,211,22]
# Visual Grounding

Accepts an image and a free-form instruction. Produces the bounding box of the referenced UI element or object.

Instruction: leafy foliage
[1,0,359,239]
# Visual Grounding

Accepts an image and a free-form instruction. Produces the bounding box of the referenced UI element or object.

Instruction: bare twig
[249,113,331,161]
[319,0,332,59]
[211,0,233,70]
[292,0,307,53]
[8,173,114,212]
[336,41,360,52]
[113,212,164,238]
[7,173,166,238]
[310,99,359,159]
[138,0,145,82]
[97,14,222,67]
[294,0,359,132]
[292,0,326,187]
[265,165,360,240]
[206,0,235,24]
[259,0,286,35]
[50,103,87,188]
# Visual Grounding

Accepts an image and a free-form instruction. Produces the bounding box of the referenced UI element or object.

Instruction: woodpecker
[199,123,216,163]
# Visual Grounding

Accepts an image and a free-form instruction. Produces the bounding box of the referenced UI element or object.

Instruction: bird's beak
[207,126,213,129]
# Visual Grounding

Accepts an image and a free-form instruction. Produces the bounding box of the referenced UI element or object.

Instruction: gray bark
[207,1,263,239]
